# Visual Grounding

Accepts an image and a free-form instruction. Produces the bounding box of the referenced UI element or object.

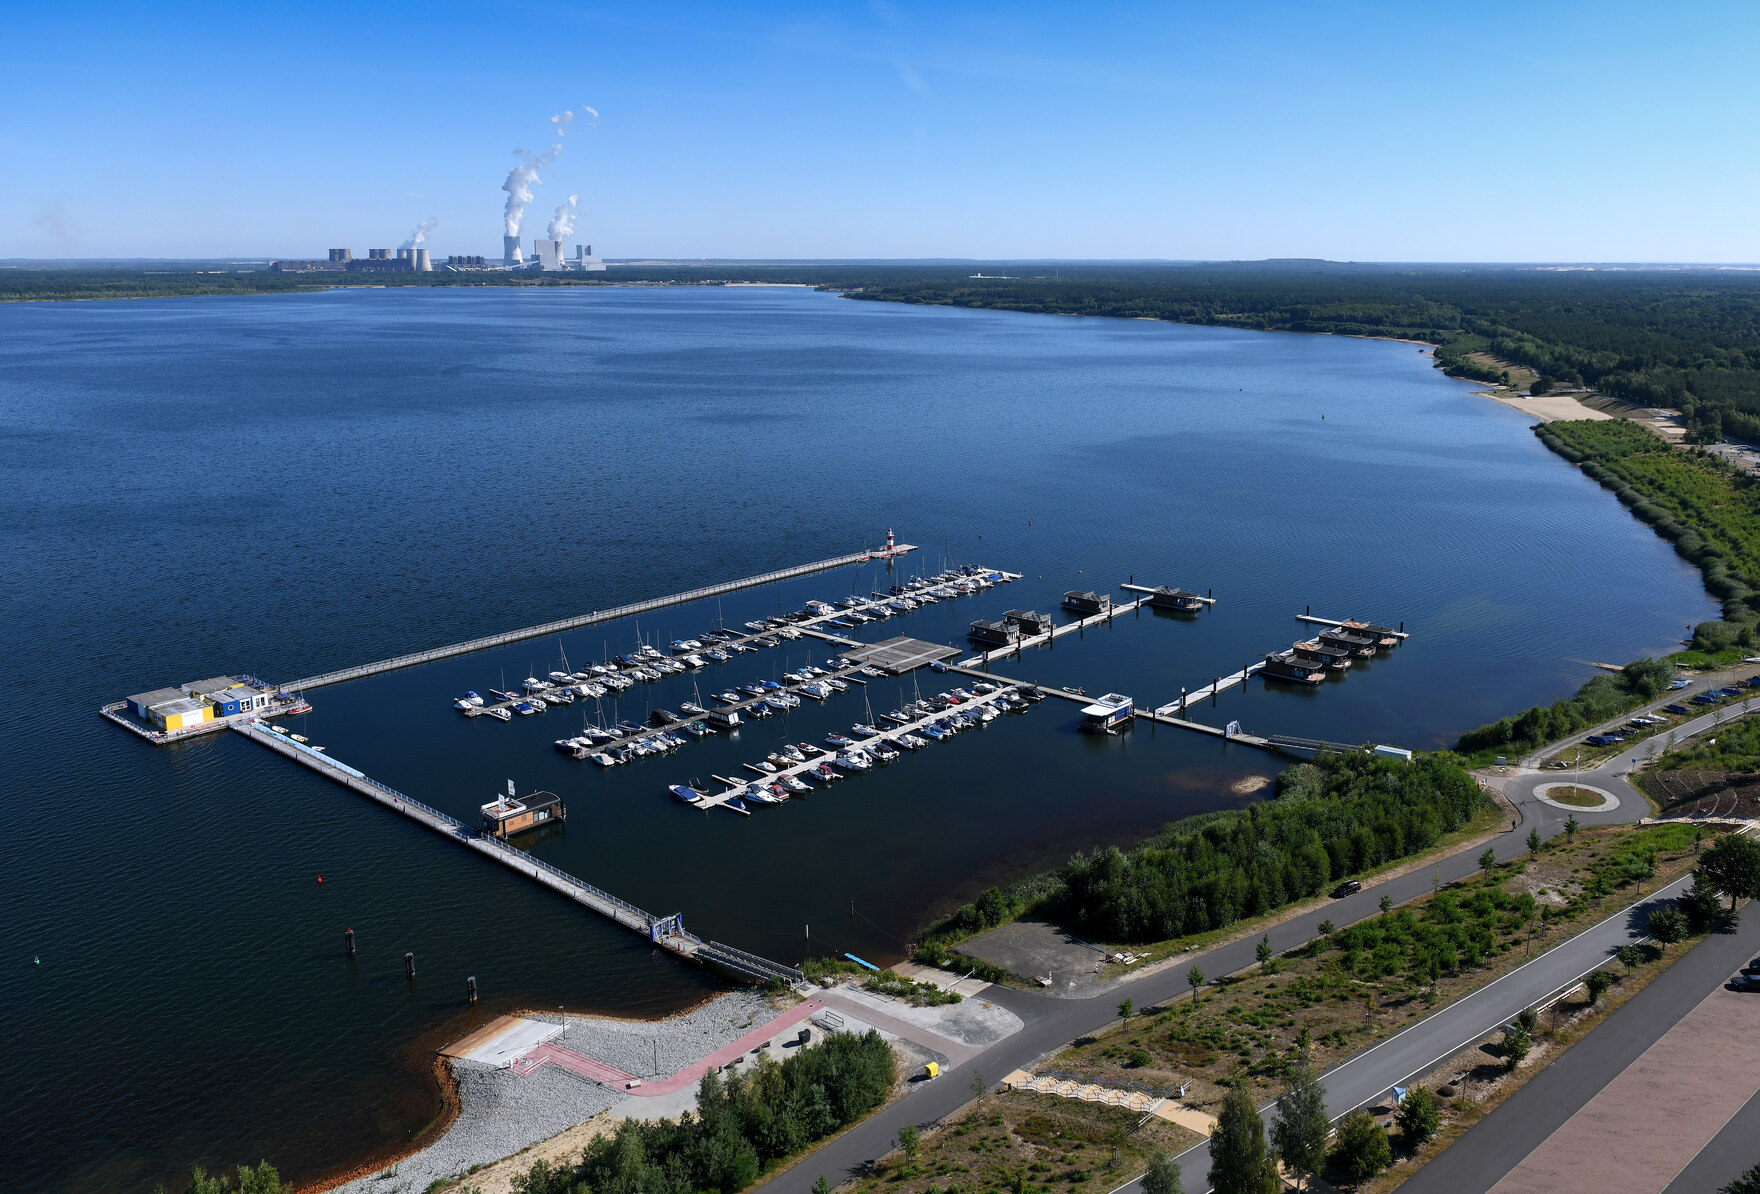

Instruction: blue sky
[3,1,1756,261]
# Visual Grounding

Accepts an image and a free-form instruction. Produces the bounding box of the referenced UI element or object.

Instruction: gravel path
[334,991,780,1194]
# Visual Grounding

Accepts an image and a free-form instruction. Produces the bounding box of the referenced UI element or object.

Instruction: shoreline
[312,990,782,1194]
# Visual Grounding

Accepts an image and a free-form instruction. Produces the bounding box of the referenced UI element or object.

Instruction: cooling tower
[503,235,524,266]
[415,248,431,272]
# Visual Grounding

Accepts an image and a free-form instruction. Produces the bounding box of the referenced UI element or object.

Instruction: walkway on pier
[958,597,1148,668]
[230,719,803,986]
[1296,612,1409,639]
[697,682,1026,812]
[287,544,918,693]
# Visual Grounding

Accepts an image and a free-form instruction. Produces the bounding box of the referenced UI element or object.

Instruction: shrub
[1395,1087,1441,1145]
[1329,1110,1392,1184]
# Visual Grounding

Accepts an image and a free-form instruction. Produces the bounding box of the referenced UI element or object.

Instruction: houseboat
[1063,590,1112,616]
[1003,609,1055,636]
[1290,639,1353,671]
[1079,692,1135,734]
[1317,627,1378,658]
[1145,587,1206,613]
[480,783,565,839]
[1338,619,1402,648]
[968,618,1020,647]
[1261,650,1326,685]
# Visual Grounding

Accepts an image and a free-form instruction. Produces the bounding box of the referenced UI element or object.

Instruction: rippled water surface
[0,286,1714,1191]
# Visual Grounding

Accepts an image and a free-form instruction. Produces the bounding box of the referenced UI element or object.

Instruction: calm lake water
[0,286,1714,1192]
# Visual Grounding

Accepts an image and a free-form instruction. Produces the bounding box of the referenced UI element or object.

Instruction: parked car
[1728,974,1760,992]
[1332,880,1363,898]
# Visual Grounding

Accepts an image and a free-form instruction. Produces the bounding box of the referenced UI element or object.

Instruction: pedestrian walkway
[1486,984,1760,1193]
[1001,1069,1217,1136]
[510,999,829,1097]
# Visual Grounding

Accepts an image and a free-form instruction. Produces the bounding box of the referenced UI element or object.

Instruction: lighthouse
[886,528,895,556]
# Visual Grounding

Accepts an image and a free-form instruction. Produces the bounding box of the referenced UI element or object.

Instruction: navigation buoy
[34,956,40,966]
[317,875,323,884]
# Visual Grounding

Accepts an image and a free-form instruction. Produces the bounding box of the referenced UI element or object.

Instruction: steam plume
[503,107,587,236]
[399,217,438,250]
[547,195,580,240]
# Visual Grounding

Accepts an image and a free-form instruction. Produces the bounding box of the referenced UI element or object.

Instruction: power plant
[270,107,606,275]
[275,235,605,274]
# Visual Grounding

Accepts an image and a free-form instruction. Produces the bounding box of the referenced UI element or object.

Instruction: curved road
[757,673,1743,1193]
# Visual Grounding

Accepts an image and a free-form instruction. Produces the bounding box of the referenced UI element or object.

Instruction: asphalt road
[1399,904,1760,1194]
[756,673,1739,1193]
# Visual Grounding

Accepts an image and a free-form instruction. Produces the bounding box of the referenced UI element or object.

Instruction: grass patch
[843,1090,1197,1194]
[1546,786,1611,807]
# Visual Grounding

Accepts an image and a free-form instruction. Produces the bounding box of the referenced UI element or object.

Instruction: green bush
[1328,1110,1392,1183]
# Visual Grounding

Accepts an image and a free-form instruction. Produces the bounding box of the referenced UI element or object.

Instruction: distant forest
[12,260,1760,443]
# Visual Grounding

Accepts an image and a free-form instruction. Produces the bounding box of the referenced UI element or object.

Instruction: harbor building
[1003,609,1054,636]
[184,676,273,717]
[1063,590,1112,616]
[969,617,1020,646]
[123,688,216,731]
[480,784,565,839]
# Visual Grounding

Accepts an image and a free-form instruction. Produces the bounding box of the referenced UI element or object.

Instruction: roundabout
[1535,782,1621,812]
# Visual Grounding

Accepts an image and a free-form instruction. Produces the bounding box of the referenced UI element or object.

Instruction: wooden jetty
[286,544,920,693]
[1119,583,1217,606]
[232,719,803,986]
[525,582,1011,766]
[958,596,1148,668]
[693,682,1028,812]
[1295,613,1409,641]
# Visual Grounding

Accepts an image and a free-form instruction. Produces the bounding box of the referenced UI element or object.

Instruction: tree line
[510,1028,895,1194]
[1056,753,1488,944]
[1454,655,1674,758]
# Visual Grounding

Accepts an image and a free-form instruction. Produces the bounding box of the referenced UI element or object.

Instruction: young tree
[970,1071,987,1104]
[1271,1058,1330,1190]
[1329,1110,1392,1184]
[1699,833,1760,909]
[1256,935,1273,971]
[1516,1006,1540,1035]
[1318,919,1335,936]
[1478,848,1499,880]
[1209,1085,1279,1194]
[1118,998,1134,1020]
[1395,1086,1441,1146]
[1648,905,1688,946]
[1527,827,1543,857]
[1617,943,1645,969]
[1501,1024,1532,1068]
[1681,873,1725,929]
[1188,966,1206,1003]
[812,1178,832,1194]
[1565,814,1580,841]
[897,1123,921,1166]
[1379,894,1393,914]
[1142,1149,1185,1194]
[1585,969,1616,1005]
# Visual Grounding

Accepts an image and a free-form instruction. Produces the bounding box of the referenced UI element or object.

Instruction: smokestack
[503,235,524,266]
[415,248,431,272]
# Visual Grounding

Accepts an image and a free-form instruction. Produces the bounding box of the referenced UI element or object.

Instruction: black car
[1729,974,1760,992]
[1332,880,1363,898]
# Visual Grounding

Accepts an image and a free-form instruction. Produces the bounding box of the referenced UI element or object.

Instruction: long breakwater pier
[289,543,919,693]
[234,718,805,986]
